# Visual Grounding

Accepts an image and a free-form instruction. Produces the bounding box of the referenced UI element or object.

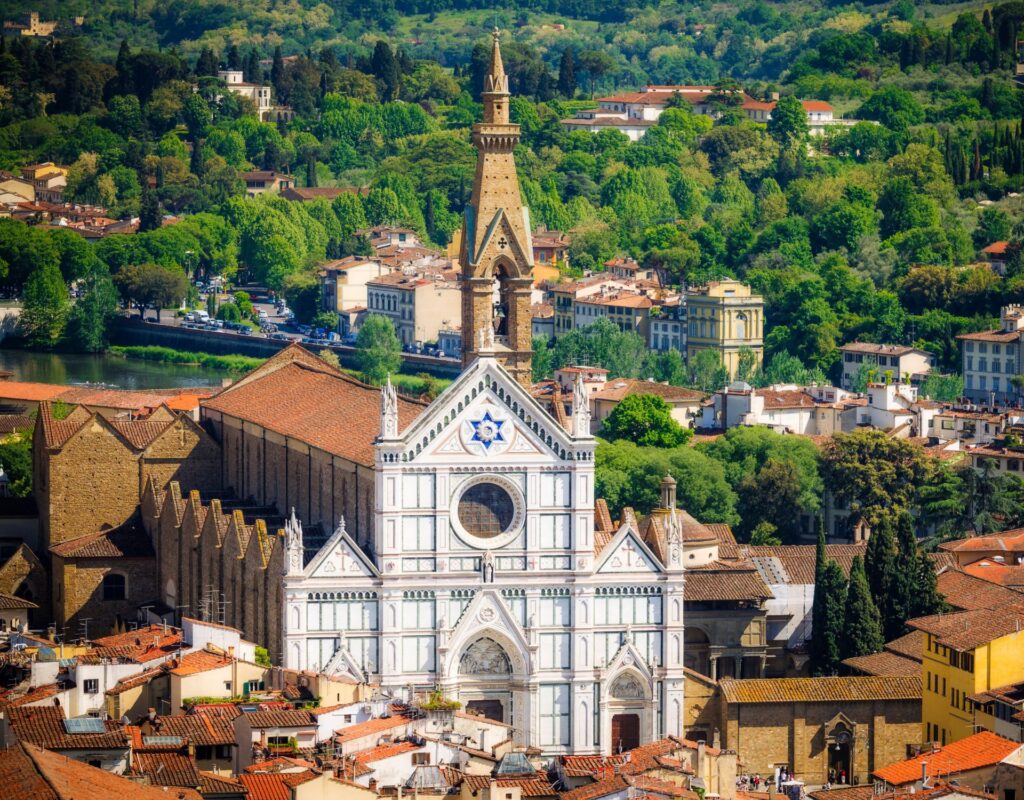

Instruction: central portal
[611,713,640,753]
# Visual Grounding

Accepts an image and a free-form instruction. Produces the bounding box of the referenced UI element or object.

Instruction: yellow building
[911,607,1024,745]
[685,280,764,379]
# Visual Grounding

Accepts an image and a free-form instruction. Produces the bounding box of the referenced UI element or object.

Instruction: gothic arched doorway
[459,637,514,723]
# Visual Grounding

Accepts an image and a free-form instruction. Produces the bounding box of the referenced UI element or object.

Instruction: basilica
[278,31,687,754]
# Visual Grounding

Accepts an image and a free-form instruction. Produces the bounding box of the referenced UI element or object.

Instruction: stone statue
[380,375,398,439]
[571,369,591,437]
[482,550,495,583]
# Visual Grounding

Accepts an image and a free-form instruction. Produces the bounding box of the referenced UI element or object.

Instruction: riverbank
[111,344,450,398]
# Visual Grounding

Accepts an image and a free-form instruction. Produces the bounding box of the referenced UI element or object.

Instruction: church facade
[278,31,686,755]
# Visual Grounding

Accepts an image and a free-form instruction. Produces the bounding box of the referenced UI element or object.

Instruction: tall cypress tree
[865,515,901,641]
[810,524,847,676]
[371,40,400,101]
[841,556,884,661]
[558,46,576,99]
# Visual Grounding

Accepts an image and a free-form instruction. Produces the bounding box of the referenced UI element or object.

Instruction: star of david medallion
[469,411,505,450]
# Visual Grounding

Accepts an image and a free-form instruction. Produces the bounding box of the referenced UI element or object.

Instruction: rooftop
[872,731,1019,786]
[719,676,922,704]
[908,606,1024,651]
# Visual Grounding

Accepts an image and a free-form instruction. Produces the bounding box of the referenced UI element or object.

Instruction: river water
[0,349,231,389]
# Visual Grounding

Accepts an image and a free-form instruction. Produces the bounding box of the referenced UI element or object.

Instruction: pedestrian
[840,769,846,785]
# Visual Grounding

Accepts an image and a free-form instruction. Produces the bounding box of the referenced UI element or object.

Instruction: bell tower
[460,29,534,388]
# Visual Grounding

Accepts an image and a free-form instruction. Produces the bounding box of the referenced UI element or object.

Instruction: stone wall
[53,554,158,634]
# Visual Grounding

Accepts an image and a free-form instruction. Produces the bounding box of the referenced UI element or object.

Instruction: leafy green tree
[810,201,877,253]
[737,458,806,543]
[532,337,553,382]
[318,348,342,370]
[821,430,931,525]
[840,556,884,660]
[601,394,691,448]
[216,302,241,323]
[356,314,402,385]
[651,349,686,386]
[766,95,809,147]
[21,259,69,347]
[689,349,728,392]
[857,86,924,131]
[114,263,188,322]
[66,260,118,352]
[918,372,963,402]
[974,208,1011,249]
[749,521,782,545]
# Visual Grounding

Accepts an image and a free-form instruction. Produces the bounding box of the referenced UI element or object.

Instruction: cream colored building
[685,280,764,379]
[168,648,270,713]
[365,271,461,346]
[320,256,392,314]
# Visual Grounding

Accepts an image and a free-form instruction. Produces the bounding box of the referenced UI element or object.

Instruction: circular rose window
[450,475,525,549]
[458,483,515,538]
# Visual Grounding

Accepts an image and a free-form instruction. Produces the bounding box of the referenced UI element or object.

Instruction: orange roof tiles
[335,712,414,742]
[203,359,425,467]
[560,754,629,776]
[155,713,236,746]
[684,562,773,602]
[872,731,1019,786]
[935,569,1024,611]
[885,630,926,661]
[49,519,155,559]
[7,705,129,750]
[134,748,201,788]
[719,676,921,704]
[88,624,183,663]
[352,741,420,763]
[941,529,1024,553]
[909,606,1024,651]
[168,649,234,676]
[239,773,295,800]
[963,559,1024,587]
[0,741,202,800]
[841,651,921,677]
[241,709,316,729]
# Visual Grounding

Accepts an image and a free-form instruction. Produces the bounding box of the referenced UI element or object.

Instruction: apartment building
[365,270,460,346]
[686,280,764,379]
[839,342,934,390]
[319,256,392,314]
[958,305,1024,403]
[573,290,654,338]
[649,298,686,353]
[217,70,291,122]
[238,171,292,197]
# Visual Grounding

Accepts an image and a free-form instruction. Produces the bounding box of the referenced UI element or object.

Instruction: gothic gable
[395,358,579,465]
[441,588,533,678]
[468,207,533,276]
[595,527,663,575]
[604,637,655,687]
[303,517,378,580]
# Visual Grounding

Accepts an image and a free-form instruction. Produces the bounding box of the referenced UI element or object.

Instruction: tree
[840,556,884,660]
[689,349,728,392]
[371,41,400,101]
[557,46,576,98]
[114,263,188,322]
[356,314,401,385]
[766,95,808,147]
[21,259,68,347]
[864,514,899,637]
[810,526,847,676]
[749,521,782,545]
[66,260,118,352]
[601,394,691,448]
[737,458,805,543]
[532,337,553,382]
[576,50,614,98]
[318,348,341,370]
[820,430,931,525]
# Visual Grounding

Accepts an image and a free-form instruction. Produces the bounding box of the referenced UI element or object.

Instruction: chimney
[696,740,706,778]
[479,728,488,752]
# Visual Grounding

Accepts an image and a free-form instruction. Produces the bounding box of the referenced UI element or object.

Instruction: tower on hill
[459,29,534,388]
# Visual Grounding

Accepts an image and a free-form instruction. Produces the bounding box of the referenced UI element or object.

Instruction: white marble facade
[282,353,685,754]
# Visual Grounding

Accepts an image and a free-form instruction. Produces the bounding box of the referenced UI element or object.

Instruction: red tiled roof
[560,755,628,777]
[241,709,316,729]
[135,748,201,788]
[0,741,202,800]
[872,732,1019,785]
[49,519,155,559]
[963,559,1024,587]
[245,756,316,773]
[464,777,557,797]
[8,705,129,750]
[719,676,921,704]
[885,630,926,661]
[239,773,294,800]
[684,562,773,602]
[168,649,233,676]
[158,713,236,746]
[334,712,414,743]
[982,241,1010,255]
[352,741,419,763]
[935,569,1024,611]
[841,650,921,677]
[199,770,247,794]
[908,606,1024,651]
[87,624,183,663]
[940,529,1024,553]
[561,775,630,800]
[203,352,425,467]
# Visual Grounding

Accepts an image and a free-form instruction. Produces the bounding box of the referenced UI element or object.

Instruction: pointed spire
[285,508,304,576]
[571,370,592,438]
[485,28,508,95]
[380,375,399,439]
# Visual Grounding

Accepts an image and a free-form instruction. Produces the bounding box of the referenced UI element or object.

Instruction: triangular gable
[469,208,532,270]
[398,357,576,463]
[303,519,379,580]
[595,525,663,575]
[605,638,655,686]
[444,589,533,677]
[322,642,367,683]
[141,411,212,454]
[209,343,343,399]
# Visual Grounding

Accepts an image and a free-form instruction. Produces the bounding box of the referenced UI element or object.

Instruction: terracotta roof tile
[936,569,1024,611]
[49,519,155,559]
[199,770,248,794]
[719,676,921,704]
[239,773,295,800]
[135,748,201,787]
[106,666,164,695]
[0,591,36,610]
[561,775,630,800]
[560,755,629,777]
[245,756,316,773]
[591,379,704,404]
[872,732,1019,785]
[352,741,420,763]
[884,630,925,661]
[8,705,129,750]
[740,544,866,584]
[203,358,425,467]
[241,709,316,729]
[464,775,557,796]
[841,651,921,677]
[0,741,202,800]
[940,529,1024,553]
[87,624,183,663]
[156,713,236,746]
[963,559,1024,587]
[684,563,773,602]
[334,712,414,742]
[908,606,1024,651]
[168,649,233,676]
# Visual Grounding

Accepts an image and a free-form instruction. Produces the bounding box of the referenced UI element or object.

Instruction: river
[0,349,231,389]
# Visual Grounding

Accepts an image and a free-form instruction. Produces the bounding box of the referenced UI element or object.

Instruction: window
[539,684,570,746]
[102,574,126,601]
[88,759,102,768]
[83,679,98,694]
[458,483,515,538]
[540,633,571,669]
[402,635,436,672]
[538,592,572,627]
[402,592,435,629]
[501,589,527,626]
[539,515,570,549]
[402,475,434,508]
[539,474,570,507]
[307,592,378,632]
[412,752,430,765]
[401,517,435,551]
